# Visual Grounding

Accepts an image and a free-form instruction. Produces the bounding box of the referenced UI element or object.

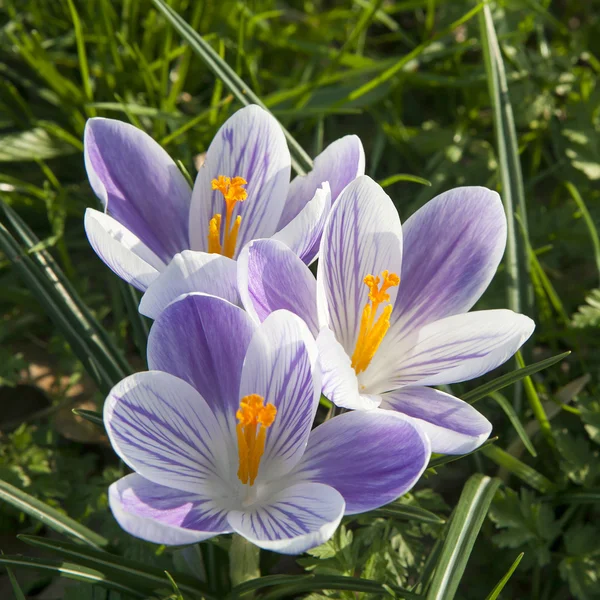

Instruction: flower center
[236,394,277,486]
[351,270,400,375]
[208,175,248,258]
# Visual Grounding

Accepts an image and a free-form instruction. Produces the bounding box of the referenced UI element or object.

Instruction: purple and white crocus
[84,105,364,318]
[239,175,535,455]
[105,293,430,554]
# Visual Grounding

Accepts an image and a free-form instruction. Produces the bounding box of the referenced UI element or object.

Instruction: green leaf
[4,565,26,600]
[428,437,499,469]
[0,555,144,597]
[546,489,600,505]
[150,0,313,176]
[378,174,432,187]
[368,502,446,524]
[482,445,556,493]
[0,201,130,394]
[72,408,104,428]
[462,351,570,404]
[571,288,600,329]
[491,392,537,457]
[18,535,212,600]
[485,553,524,600]
[0,479,108,550]
[0,128,77,162]
[426,474,501,600]
[479,2,531,317]
[227,574,420,599]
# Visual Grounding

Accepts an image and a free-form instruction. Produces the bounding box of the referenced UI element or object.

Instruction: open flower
[238,176,535,455]
[105,293,430,554]
[84,105,364,318]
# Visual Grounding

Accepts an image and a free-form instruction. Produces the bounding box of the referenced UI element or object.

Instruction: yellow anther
[236,394,277,486]
[208,176,248,258]
[351,270,400,375]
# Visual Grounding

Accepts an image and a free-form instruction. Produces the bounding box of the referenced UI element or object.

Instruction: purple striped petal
[139,251,239,319]
[227,481,344,554]
[382,187,506,352]
[147,293,255,438]
[278,135,365,229]
[84,208,165,291]
[364,309,535,392]
[84,118,191,262]
[291,410,430,514]
[316,176,403,354]
[109,474,230,546]
[271,182,331,264]
[316,327,380,410]
[189,105,291,256]
[240,311,320,482]
[104,371,231,493]
[238,239,318,335]
[381,387,492,454]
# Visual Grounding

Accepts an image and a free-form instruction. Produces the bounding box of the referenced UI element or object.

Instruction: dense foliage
[0,0,599,598]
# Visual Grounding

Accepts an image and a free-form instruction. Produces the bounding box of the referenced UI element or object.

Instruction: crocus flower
[105,293,429,554]
[238,175,535,455]
[84,105,364,318]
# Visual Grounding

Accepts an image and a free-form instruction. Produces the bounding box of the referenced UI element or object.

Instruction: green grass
[0,0,599,598]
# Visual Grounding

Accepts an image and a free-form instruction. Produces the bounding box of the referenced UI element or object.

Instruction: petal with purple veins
[84,118,191,262]
[278,135,365,229]
[291,409,430,514]
[271,182,331,264]
[189,105,291,255]
[240,311,320,481]
[381,387,492,454]
[84,208,165,291]
[147,293,255,437]
[139,250,239,319]
[316,176,403,354]
[109,473,231,546]
[238,239,318,335]
[104,371,232,493]
[227,481,344,554]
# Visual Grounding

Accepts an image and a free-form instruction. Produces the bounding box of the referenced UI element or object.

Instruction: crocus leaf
[485,552,524,600]
[426,474,501,600]
[18,535,213,600]
[227,574,420,599]
[4,565,26,600]
[491,391,537,457]
[0,555,144,598]
[428,437,498,470]
[72,408,105,428]
[368,502,446,524]
[150,0,313,176]
[482,445,556,493]
[0,480,108,550]
[462,351,570,404]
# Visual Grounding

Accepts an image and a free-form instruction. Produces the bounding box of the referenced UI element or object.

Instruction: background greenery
[0,0,599,598]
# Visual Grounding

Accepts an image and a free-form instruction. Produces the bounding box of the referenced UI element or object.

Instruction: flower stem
[229,534,260,588]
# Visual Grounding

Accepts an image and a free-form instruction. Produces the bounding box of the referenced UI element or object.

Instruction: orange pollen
[236,394,277,486]
[207,175,248,258]
[350,270,400,375]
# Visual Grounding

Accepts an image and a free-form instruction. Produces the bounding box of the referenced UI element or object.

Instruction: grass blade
[368,503,446,524]
[228,574,420,599]
[18,535,212,600]
[485,552,524,600]
[150,0,313,176]
[479,2,530,316]
[72,408,104,428]
[5,565,26,600]
[428,437,498,470]
[0,555,144,598]
[482,445,555,493]
[0,480,108,550]
[491,391,537,457]
[426,474,501,600]
[462,351,570,404]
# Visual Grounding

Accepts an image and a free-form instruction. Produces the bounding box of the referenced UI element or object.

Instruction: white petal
[227,481,344,555]
[84,208,165,291]
[139,250,239,319]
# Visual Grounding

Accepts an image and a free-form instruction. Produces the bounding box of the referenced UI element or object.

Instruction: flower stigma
[208,175,248,258]
[351,270,400,375]
[236,394,277,486]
